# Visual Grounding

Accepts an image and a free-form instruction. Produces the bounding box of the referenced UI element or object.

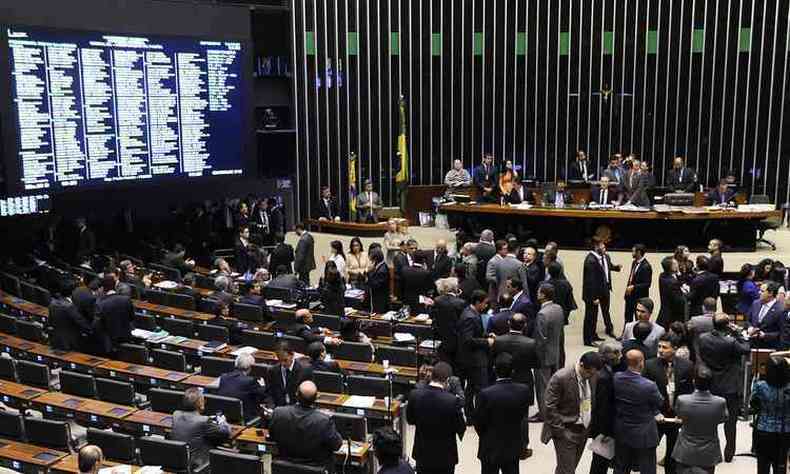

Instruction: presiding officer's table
[441,203,781,251]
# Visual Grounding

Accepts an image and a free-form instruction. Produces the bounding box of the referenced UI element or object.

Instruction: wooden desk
[234,427,369,464]
[304,219,389,237]
[120,409,244,439]
[28,346,108,374]
[133,301,214,322]
[0,293,48,322]
[316,392,400,419]
[182,374,219,389]
[0,333,45,359]
[0,380,47,410]
[49,454,141,474]
[95,361,190,388]
[441,203,782,251]
[0,438,67,473]
[30,392,137,428]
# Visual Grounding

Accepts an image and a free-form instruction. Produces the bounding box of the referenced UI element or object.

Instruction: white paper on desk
[231,346,258,356]
[588,435,615,460]
[99,466,133,474]
[154,280,178,290]
[343,395,376,409]
[265,299,283,306]
[137,467,164,474]
[394,332,416,343]
[131,329,153,339]
[414,313,430,322]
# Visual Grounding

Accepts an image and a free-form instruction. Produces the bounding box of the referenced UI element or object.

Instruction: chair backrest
[87,428,137,464]
[203,394,244,424]
[200,356,235,378]
[331,412,368,442]
[750,194,771,204]
[271,459,327,474]
[150,348,187,372]
[16,319,45,343]
[134,313,158,331]
[20,281,37,304]
[209,449,263,474]
[168,292,196,311]
[0,357,16,382]
[346,375,388,398]
[148,264,182,283]
[0,273,21,297]
[160,318,194,338]
[149,388,185,413]
[330,341,373,363]
[374,345,417,368]
[395,323,434,341]
[312,370,344,393]
[196,298,220,315]
[312,314,341,331]
[232,303,264,323]
[196,324,229,343]
[144,288,170,306]
[95,378,136,406]
[24,417,72,450]
[0,314,16,335]
[33,286,51,307]
[239,330,276,351]
[0,412,24,441]
[358,319,392,338]
[16,360,50,389]
[59,370,96,398]
[138,436,190,473]
[116,343,149,365]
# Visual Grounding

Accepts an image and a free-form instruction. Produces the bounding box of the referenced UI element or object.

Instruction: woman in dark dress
[319,262,345,317]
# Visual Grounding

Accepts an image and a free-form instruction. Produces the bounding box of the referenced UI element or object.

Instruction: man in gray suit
[688,297,717,356]
[356,179,382,222]
[171,387,231,470]
[623,159,651,207]
[293,222,315,284]
[534,283,566,422]
[486,240,522,303]
[672,367,729,474]
[541,351,602,474]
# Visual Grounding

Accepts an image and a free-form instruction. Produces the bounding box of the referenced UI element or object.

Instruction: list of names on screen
[7,26,245,190]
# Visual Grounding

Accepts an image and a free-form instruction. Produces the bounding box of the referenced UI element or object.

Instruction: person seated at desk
[171,387,231,470]
[568,149,594,182]
[445,159,472,188]
[268,265,305,292]
[238,281,272,317]
[316,185,341,221]
[590,176,621,206]
[623,158,651,207]
[666,156,697,192]
[498,160,517,196]
[319,262,346,317]
[601,154,625,184]
[505,176,533,204]
[707,178,737,206]
[118,260,151,290]
[640,161,656,188]
[306,341,343,374]
[163,243,195,276]
[478,179,499,203]
[374,427,416,474]
[269,380,343,471]
[473,153,498,188]
[542,181,573,207]
[266,342,315,407]
[212,275,236,306]
[217,353,267,422]
[357,179,383,223]
[78,445,103,474]
[339,318,372,345]
[275,308,341,346]
[212,257,234,277]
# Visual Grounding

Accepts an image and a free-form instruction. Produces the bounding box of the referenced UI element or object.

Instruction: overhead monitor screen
[0,194,50,216]
[5,25,246,191]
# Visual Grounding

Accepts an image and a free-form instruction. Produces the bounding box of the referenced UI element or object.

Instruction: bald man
[613,350,664,474]
[269,380,343,471]
[78,445,103,474]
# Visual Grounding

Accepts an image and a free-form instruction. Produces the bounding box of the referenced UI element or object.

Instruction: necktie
[666,362,675,408]
[680,169,684,182]
[629,260,639,284]
[282,367,290,403]
[759,304,769,323]
[601,190,606,205]
[600,256,609,284]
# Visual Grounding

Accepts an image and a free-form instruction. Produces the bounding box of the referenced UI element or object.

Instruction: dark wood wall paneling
[291,0,790,220]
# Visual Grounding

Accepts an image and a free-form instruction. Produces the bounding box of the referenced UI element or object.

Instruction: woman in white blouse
[325,240,346,279]
[346,237,369,286]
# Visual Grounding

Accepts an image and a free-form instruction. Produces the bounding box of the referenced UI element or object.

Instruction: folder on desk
[343,396,375,409]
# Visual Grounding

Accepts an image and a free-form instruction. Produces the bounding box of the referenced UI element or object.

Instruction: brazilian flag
[395,96,409,214]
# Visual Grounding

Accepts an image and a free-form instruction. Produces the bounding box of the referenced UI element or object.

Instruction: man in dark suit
[268,265,305,294]
[49,279,92,352]
[474,231,497,289]
[583,240,621,345]
[293,223,315,285]
[505,176,533,204]
[267,198,286,237]
[542,181,573,207]
[613,349,664,474]
[589,341,622,474]
[457,290,494,421]
[666,156,697,192]
[747,281,783,349]
[93,273,135,355]
[623,244,653,328]
[707,238,725,275]
[72,280,98,323]
[366,248,390,314]
[657,256,687,328]
[623,160,651,207]
[546,262,577,325]
[406,361,466,474]
[251,198,272,244]
[400,255,433,312]
[590,176,620,206]
[316,186,339,221]
[216,353,267,421]
[269,380,343,471]
[431,277,466,367]
[474,353,532,474]
[163,243,195,277]
[542,351,602,474]
[601,155,625,185]
[706,178,737,206]
[568,150,594,182]
[473,154,498,189]
[697,314,750,462]
[507,278,534,321]
[431,240,452,280]
[305,342,343,373]
[487,294,514,337]
[171,388,231,470]
[280,309,340,346]
[517,246,544,304]
[643,335,694,474]
[268,234,295,277]
[688,256,719,316]
[265,341,314,407]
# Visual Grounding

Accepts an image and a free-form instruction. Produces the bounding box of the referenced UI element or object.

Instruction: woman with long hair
[736,263,760,315]
[346,237,369,286]
[673,245,694,285]
[319,261,345,316]
[321,240,346,280]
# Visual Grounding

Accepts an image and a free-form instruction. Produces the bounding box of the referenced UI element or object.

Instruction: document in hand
[588,434,615,460]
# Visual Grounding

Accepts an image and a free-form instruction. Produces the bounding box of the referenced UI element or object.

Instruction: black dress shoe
[592,335,605,342]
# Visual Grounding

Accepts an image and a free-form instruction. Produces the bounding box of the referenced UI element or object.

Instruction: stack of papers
[414,314,430,322]
[231,346,258,356]
[343,395,376,408]
[345,289,365,299]
[265,299,283,306]
[380,311,397,321]
[154,281,178,290]
[393,333,416,343]
[420,340,440,349]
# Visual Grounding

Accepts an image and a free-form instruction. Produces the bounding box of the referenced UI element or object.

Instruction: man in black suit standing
[457,290,494,421]
[269,380,343,472]
[589,341,622,474]
[474,230,497,289]
[251,198,272,245]
[293,223,315,285]
[431,278,466,368]
[366,248,390,314]
[71,279,99,323]
[747,281,783,349]
[316,186,339,221]
[474,353,532,474]
[93,273,135,355]
[406,361,466,474]
[623,244,653,329]
[49,279,92,352]
[265,341,314,407]
[400,254,433,312]
[583,239,621,345]
[431,240,452,280]
[473,154,498,189]
[568,150,594,182]
[268,233,295,277]
[643,334,694,474]
[657,256,687,328]
[688,256,719,316]
[706,178,737,206]
[491,314,538,459]
[216,353,267,422]
[666,157,697,192]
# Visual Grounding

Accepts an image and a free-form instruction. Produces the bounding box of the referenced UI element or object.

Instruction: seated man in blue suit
[707,178,737,206]
[747,281,783,349]
[216,353,267,421]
